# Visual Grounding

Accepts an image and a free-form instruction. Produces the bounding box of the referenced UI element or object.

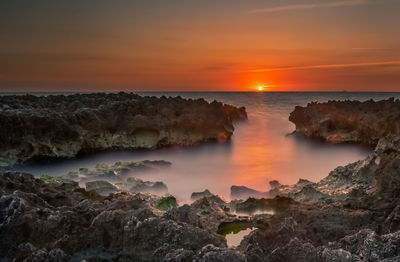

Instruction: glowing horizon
[0,0,399,92]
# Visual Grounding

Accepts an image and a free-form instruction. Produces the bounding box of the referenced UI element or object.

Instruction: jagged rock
[241,217,309,260]
[330,229,400,261]
[165,196,232,233]
[316,155,378,197]
[1,172,242,262]
[191,189,213,200]
[4,97,400,261]
[230,185,269,199]
[242,217,400,262]
[122,217,227,262]
[289,98,400,146]
[0,93,247,166]
[291,185,329,205]
[383,204,400,233]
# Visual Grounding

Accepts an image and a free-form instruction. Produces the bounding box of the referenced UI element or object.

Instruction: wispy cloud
[248,0,370,14]
[249,61,400,72]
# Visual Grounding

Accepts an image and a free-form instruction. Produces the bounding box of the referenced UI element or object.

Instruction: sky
[0,0,400,92]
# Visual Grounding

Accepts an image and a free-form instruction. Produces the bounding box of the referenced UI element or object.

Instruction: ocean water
[11,92,400,202]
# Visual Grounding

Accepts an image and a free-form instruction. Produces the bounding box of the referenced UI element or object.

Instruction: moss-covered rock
[156,196,177,211]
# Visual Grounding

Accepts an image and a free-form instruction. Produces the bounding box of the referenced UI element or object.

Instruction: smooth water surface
[14,92,400,201]
[225,228,254,248]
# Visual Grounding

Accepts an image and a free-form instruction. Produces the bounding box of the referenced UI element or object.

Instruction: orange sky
[1,0,400,92]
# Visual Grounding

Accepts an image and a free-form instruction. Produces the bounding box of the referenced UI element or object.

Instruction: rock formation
[0,93,247,166]
[2,98,400,261]
[0,171,266,261]
[191,189,214,200]
[289,98,400,145]
[0,172,231,261]
[231,185,270,200]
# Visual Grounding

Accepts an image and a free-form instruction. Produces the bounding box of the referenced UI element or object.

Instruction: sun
[257,86,264,91]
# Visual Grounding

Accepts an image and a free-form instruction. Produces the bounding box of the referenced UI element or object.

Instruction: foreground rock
[289,98,400,145]
[0,92,247,166]
[0,172,232,262]
[230,147,400,261]
[2,146,400,262]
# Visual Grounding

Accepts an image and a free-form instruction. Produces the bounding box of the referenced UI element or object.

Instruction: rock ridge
[0,92,247,166]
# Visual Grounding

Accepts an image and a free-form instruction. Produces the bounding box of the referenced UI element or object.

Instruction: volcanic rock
[289,98,400,145]
[0,93,247,166]
[0,172,229,262]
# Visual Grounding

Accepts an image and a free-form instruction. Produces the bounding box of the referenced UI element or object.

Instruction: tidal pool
[225,228,255,247]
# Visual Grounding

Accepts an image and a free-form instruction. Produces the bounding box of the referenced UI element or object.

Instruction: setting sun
[258,86,264,91]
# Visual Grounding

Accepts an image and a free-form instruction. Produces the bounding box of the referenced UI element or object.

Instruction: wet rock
[0,93,247,166]
[217,214,270,236]
[70,160,171,183]
[117,177,168,195]
[85,180,119,196]
[39,174,80,191]
[233,196,295,215]
[60,160,171,195]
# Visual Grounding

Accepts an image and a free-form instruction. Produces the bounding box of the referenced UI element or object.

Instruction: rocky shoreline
[0,92,247,167]
[1,98,400,261]
[289,98,400,146]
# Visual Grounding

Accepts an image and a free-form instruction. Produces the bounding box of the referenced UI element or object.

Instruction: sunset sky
[1,0,400,92]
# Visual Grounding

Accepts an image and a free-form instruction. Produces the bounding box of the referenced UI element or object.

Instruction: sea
[4,91,400,202]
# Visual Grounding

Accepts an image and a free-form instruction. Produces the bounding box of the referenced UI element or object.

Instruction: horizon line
[1,90,400,94]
